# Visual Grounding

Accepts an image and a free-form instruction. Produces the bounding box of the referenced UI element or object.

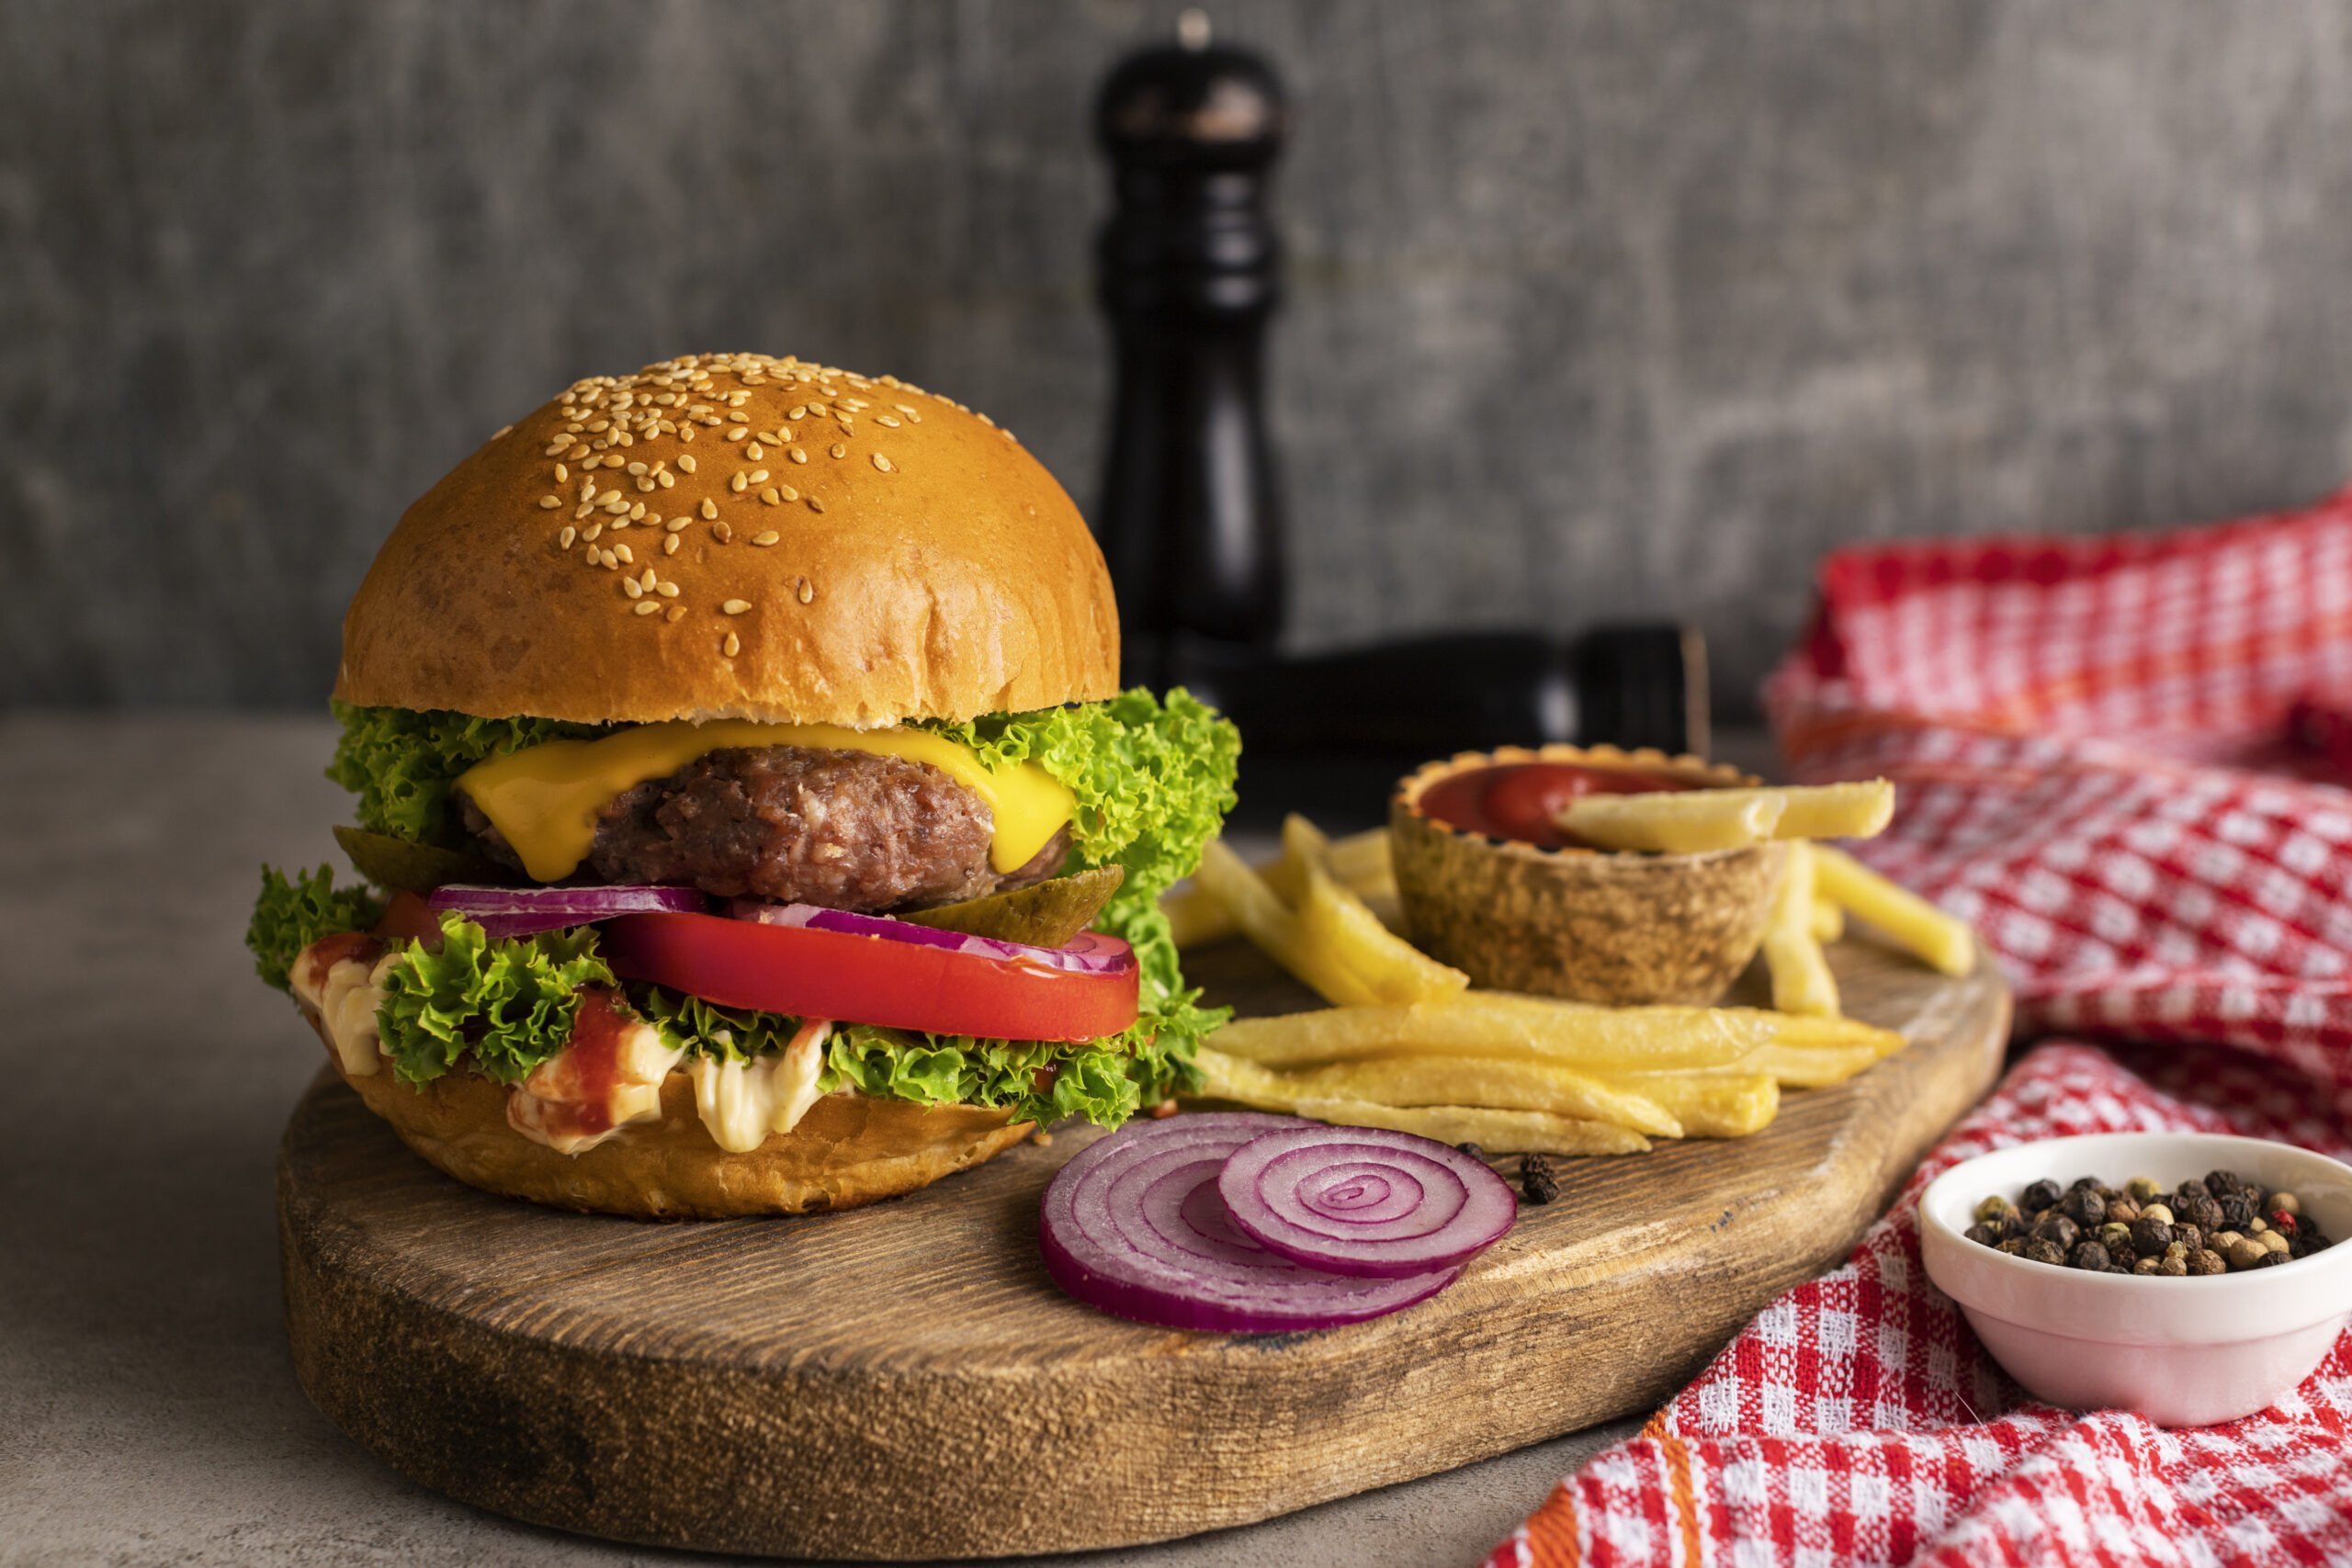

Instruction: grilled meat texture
[461,745,1069,911]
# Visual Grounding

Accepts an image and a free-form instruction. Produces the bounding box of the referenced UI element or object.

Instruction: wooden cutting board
[278,935,2007,1560]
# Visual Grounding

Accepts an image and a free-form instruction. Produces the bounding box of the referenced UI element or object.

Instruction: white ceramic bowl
[1919,1132,2352,1427]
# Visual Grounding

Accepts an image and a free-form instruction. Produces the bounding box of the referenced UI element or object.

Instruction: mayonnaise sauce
[689,1019,834,1152]
[505,991,686,1155]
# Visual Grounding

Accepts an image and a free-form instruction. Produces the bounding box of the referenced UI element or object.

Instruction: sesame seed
[582,551,600,570]
[658,581,680,598]
[544,441,569,457]
[663,535,681,555]
[723,600,752,615]
[555,464,570,481]
[807,496,825,513]
[664,515,691,532]
[678,455,697,473]
[797,577,814,604]
[540,495,561,509]
[579,479,595,498]
[829,444,846,459]
[569,445,591,460]
[701,499,718,519]
[615,544,634,563]
[749,468,768,483]
[600,549,617,568]
[627,462,648,476]
[723,632,741,657]
[728,428,749,442]
[637,477,655,492]
[746,444,763,460]
[560,525,577,548]
[634,600,662,616]
[658,471,675,488]
[789,406,808,420]
[628,502,646,519]
[597,490,620,506]
[679,426,696,442]
[713,521,731,542]
[668,604,686,623]
[872,454,893,472]
[605,498,629,514]
[896,404,922,422]
[639,569,657,590]
[625,578,644,599]
[589,420,611,432]
[582,522,604,541]
[778,485,799,502]
[876,415,900,428]
[790,448,808,464]
[752,530,780,546]
[730,473,747,493]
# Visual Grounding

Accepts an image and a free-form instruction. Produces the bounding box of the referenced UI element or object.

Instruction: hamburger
[246,351,1239,1218]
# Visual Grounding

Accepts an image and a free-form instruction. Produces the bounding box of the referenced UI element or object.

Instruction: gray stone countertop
[0,714,1680,1568]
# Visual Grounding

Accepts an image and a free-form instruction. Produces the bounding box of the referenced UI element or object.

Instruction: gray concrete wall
[7,1,2352,719]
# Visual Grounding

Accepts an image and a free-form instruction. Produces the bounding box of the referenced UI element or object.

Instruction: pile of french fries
[1166,784,1979,1156]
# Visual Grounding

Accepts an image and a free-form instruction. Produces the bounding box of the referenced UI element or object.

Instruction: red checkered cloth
[1486,491,2352,1567]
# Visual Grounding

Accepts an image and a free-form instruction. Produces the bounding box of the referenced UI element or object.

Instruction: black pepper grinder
[1092,13,1286,693]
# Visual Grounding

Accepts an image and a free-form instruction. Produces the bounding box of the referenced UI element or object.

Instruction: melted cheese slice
[455,720,1075,884]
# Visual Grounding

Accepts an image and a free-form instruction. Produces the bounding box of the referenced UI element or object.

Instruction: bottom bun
[308,1012,1032,1219]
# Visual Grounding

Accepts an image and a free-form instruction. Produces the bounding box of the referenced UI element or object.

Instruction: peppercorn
[2130,1216,2173,1255]
[1964,1223,2001,1247]
[2030,1212,2080,1251]
[2205,1168,2243,1198]
[2024,1237,2067,1267]
[2269,1211,2299,1237]
[2134,1256,2162,1275]
[2126,1175,2163,1203]
[2140,1202,2175,1226]
[2000,1212,2031,1242]
[2174,1224,2204,1255]
[1973,1194,2014,1227]
[2213,1228,2244,1252]
[2225,1236,2267,1270]
[2218,1192,2255,1229]
[2098,1221,2133,1253]
[2068,1174,2103,1193]
[2158,1256,2188,1277]
[2261,1229,2290,1256]
[2247,1215,2269,1235]
[2256,1249,2289,1268]
[2177,1192,2222,1233]
[2069,1240,2112,1271]
[1520,1153,1560,1206]
[2104,1197,2142,1225]
[1997,1237,2026,1256]
[2272,1191,2303,1217]
[1454,1141,1488,1160]
[2189,1247,2227,1275]
[2020,1179,2063,1214]
[2163,1239,2188,1262]
[2062,1187,2108,1227]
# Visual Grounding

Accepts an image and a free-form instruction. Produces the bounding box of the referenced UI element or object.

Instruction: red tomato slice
[599,911,1141,1043]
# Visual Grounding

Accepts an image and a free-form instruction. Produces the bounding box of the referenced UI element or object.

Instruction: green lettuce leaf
[377,915,618,1086]
[245,865,384,991]
[327,700,604,847]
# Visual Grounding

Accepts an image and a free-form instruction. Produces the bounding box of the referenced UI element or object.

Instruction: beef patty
[460,745,1069,911]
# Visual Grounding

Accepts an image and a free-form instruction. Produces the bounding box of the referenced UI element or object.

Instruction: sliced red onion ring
[1040,1111,1460,1333]
[428,883,707,941]
[731,899,1135,976]
[1217,1125,1517,1278]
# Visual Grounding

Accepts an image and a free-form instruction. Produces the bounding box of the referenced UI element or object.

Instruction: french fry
[1615,1072,1780,1138]
[1558,780,1896,853]
[1206,997,1768,1073]
[1557,790,1785,854]
[1193,840,1381,1005]
[1811,843,1976,977]
[1288,1097,1653,1156]
[1722,1041,1882,1088]
[1810,896,1844,943]
[1282,816,1468,1006]
[1198,1046,1682,1137]
[1161,882,1231,950]
[1763,841,1840,1017]
[1706,1006,1903,1055]
[1163,827,1402,949]
[1773,779,1895,841]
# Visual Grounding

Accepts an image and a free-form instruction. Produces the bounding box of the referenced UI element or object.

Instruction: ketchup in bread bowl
[247,351,1239,1218]
[1391,745,1783,1006]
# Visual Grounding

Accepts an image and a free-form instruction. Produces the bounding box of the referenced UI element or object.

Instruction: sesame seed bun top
[334,352,1120,728]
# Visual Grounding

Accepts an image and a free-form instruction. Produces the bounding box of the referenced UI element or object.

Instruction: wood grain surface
[277,936,2008,1561]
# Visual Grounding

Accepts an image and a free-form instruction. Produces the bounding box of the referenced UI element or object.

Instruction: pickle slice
[334,824,514,893]
[899,865,1125,948]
